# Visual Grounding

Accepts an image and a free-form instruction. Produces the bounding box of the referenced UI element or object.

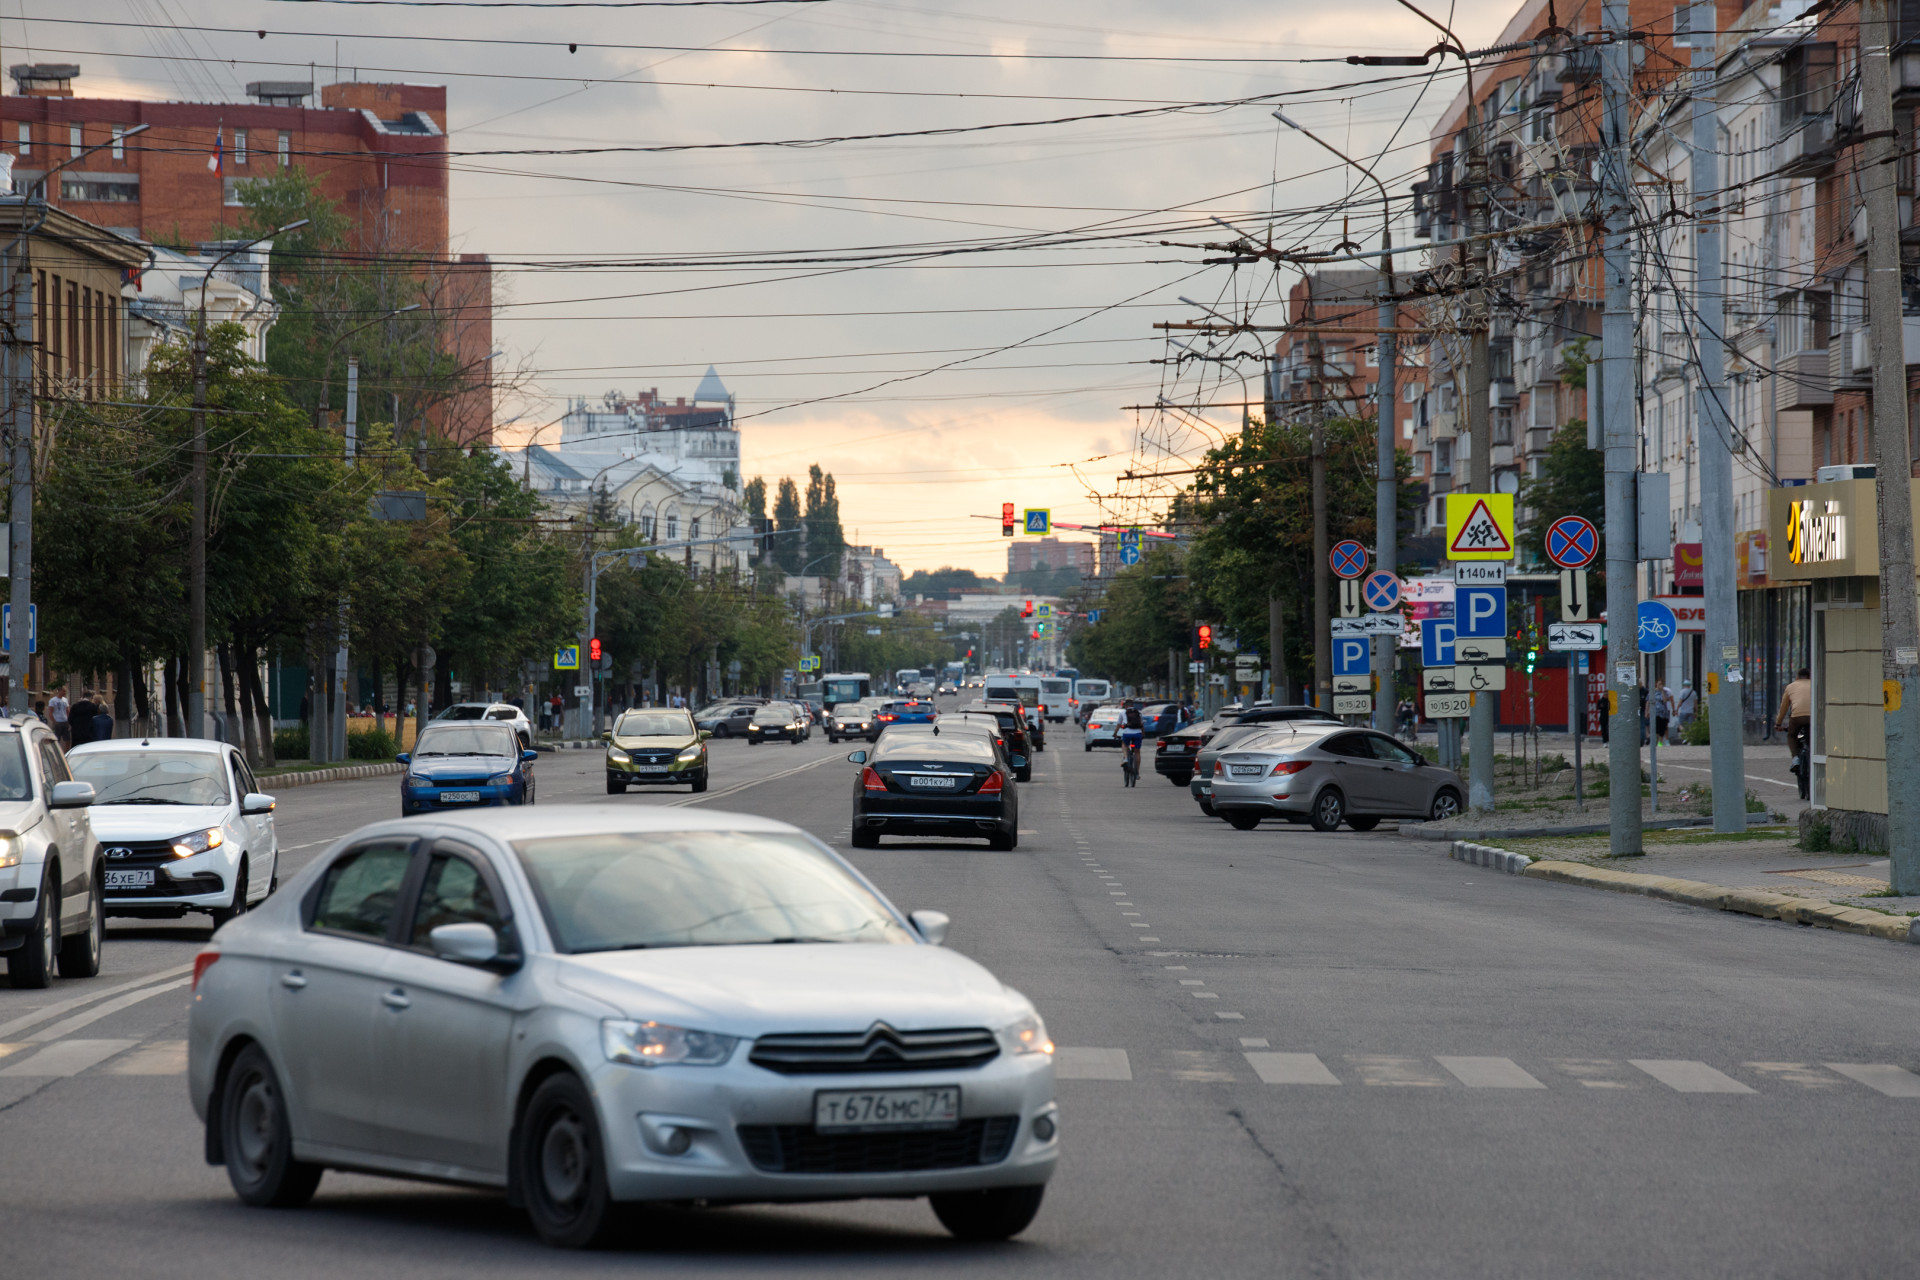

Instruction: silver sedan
[1207,724,1465,831]
[188,807,1059,1247]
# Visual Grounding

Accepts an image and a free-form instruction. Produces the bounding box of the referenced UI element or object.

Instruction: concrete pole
[1861,0,1920,891]
[1463,97,1496,811]
[5,237,29,714]
[1689,2,1745,832]
[332,357,357,760]
[1374,229,1399,733]
[188,312,208,740]
[1308,280,1331,709]
[1602,0,1645,854]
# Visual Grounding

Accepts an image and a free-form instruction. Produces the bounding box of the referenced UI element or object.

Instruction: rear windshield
[614,712,695,737]
[874,735,993,762]
[436,705,488,721]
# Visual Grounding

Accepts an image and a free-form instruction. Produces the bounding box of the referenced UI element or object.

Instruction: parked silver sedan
[188,807,1058,1247]
[1208,724,1465,831]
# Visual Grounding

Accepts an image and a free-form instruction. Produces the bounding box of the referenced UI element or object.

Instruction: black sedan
[846,732,1018,850]
[745,701,808,745]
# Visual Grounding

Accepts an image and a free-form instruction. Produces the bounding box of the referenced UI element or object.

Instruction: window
[1493,407,1514,446]
[68,124,80,158]
[689,516,701,540]
[310,843,415,941]
[409,850,506,948]
[665,512,679,540]
[35,737,70,785]
[278,131,290,167]
[1366,735,1421,765]
[59,177,138,203]
[111,125,124,161]
[234,129,247,166]
[15,123,27,156]
[1321,734,1373,759]
[0,737,30,801]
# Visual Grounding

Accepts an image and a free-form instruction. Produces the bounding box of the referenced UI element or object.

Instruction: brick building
[1007,537,1095,577]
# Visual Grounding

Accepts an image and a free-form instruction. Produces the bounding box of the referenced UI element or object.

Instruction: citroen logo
[105,847,132,859]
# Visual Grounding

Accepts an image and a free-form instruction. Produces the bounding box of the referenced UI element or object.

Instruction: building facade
[1007,536,1096,577]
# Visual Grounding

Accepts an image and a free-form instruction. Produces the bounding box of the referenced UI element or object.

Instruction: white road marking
[1055,1047,1132,1081]
[1139,936,1160,941]
[1348,1056,1450,1087]
[0,964,195,1041]
[1436,1056,1547,1089]
[0,1038,137,1077]
[102,1040,188,1075]
[1163,965,1188,970]
[1192,992,1219,999]
[1216,1012,1243,1020]
[1240,1037,1271,1049]
[1630,1060,1755,1093]
[1244,1052,1341,1085]
[27,976,193,1042]
[1129,923,1151,928]
[1825,1064,1920,1097]
[1178,979,1205,986]
[667,752,843,807]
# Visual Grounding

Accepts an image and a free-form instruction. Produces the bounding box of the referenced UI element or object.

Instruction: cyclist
[1119,699,1145,786]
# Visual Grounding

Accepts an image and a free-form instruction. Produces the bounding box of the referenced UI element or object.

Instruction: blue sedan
[398,723,538,815]
[876,698,938,730]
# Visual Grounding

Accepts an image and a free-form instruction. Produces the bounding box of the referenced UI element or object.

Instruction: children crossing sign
[1445,494,1516,560]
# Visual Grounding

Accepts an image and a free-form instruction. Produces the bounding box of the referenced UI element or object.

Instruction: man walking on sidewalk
[1777,667,1812,800]
[46,684,69,748]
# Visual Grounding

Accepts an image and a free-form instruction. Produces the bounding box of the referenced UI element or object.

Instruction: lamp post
[189,218,308,740]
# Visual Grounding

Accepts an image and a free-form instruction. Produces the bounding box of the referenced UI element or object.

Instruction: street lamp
[188,218,308,740]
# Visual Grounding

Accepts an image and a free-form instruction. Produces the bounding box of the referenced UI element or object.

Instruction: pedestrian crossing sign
[1445,493,1516,560]
[554,645,580,670]
[1023,508,1051,535]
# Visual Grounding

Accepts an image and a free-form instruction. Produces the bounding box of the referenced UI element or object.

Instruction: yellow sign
[1445,493,1516,561]
[1887,680,1903,713]
[1785,498,1847,565]
[1706,672,1720,695]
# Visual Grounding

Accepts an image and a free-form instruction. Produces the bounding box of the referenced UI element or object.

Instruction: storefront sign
[1767,478,1882,580]
[1673,542,1703,587]
[1785,499,1846,565]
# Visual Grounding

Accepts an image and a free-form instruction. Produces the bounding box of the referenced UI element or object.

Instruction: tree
[803,464,845,578]
[901,566,987,598]
[1066,545,1191,688]
[743,476,767,524]
[772,477,804,574]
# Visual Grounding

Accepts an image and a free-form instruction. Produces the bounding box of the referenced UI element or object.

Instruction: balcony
[1851,195,1915,244]
[1831,331,1871,387]
[1776,111,1837,177]
[1429,411,1458,440]
[1848,317,1920,373]
[1775,349,1832,410]
[1529,58,1565,103]
[1895,48,1920,106]
[1489,378,1516,408]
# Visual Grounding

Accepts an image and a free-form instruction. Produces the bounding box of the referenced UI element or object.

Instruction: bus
[820,672,873,710]
[1038,675,1073,722]
[894,668,922,694]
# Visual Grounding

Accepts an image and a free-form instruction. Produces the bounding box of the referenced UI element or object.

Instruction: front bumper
[607,753,703,782]
[589,1050,1057,1204]
[403,781,519,812]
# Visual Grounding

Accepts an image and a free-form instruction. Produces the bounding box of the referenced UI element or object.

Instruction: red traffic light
[1197,624,1212,651]
[1022,599,1033,617]
[588,637,603,662]
[1001,502,1016,536]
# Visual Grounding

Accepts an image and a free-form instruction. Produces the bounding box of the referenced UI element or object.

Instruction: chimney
[10,64,79,97]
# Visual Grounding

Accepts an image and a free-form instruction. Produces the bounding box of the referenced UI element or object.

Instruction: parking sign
[1332,635,1370,677]
[1420,618,1457,667]
[1456,585,1507,639]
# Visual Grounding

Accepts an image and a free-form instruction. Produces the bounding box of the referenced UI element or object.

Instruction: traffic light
[1197,623,1212,651]
[588,637,603,663]
[1002,503,1016,537]
[1022,599,1033,618]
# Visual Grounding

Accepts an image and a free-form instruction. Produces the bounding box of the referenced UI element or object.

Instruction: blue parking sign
[1332,635,1370,676]
[1420,618,1457,667]
[1457,585,1507,639]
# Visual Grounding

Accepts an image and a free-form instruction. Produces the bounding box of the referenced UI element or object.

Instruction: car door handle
[381,988,411,1011]
[279,970,308,990]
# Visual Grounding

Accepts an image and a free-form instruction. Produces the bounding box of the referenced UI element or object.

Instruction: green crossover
[602,709,711,794]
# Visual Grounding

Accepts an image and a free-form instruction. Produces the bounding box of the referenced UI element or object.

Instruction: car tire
[1346,816,1381,832]
[1084,743,1091,752]
[7,867,56,989]
[1427,788,1462,821]
[1310,788,1346,833]
[518,1072,616,1249]
[221,1044,324,1208]
[850,827,879,849]
[987,829,1013,851]
[211,862,249,929]
[691,772,709,794]
[607,779,627,795]
[1225,812,1261,831]
[931,1185,1045,1242]
[1016,767,1032,783]
[1169,773,1191,786]
[57,865,103,979]
[713,725,729,739]
[1199,801,1215,817]
[828,734,839,744]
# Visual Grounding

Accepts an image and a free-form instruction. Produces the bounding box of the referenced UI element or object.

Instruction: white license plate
[907,775,959,789]
[440,790,482,803]
[636,767,670,774]
[815,1086,960,1133]
[104,868,155,889]
[1229,765,1263,777]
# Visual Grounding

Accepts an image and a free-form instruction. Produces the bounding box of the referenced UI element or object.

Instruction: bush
[273,727,309,759]
[1681,715,1710,746]
[348,727,400,760]
[1802,817,1832,852]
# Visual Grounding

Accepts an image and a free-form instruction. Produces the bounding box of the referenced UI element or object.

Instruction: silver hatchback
[1208,724,1464,832]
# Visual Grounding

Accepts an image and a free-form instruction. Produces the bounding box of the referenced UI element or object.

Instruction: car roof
[69,736,228,755]
[1230,723,1347,749]
[405,805,801,846]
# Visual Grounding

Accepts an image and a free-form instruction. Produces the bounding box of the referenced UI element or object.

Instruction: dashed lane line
[0,963,194,1041]
[0,1038,137,1078]
[666,751,845,807]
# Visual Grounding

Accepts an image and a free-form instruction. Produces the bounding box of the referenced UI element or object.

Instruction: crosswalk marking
[1630,1060,1756,1094]
[1825,1063,1920,1097]
[101,1040,188,1076]
[1436,1056,1547,1089]
[1349,1055,1450,1087]
[1055,1047,1132,1081]
[0,1039,136,1077]
[1746,1062,1847,1090]
[1243,1052,1341,1085]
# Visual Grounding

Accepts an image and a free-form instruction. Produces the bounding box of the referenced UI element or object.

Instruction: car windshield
[414,727,518,758]
[69,749,230,805]
[513,829,917,952]
[435,705,488,721]
[0,737,28,800]
[614,713,695,738]
[752,703,797,724]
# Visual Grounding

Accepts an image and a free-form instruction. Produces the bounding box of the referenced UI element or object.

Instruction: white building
[124,241,278,381]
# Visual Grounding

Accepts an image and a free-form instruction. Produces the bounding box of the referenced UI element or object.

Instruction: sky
[19,0,1520,576]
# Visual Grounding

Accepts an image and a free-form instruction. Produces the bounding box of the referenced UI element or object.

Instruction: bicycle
[1120,730,1142,787]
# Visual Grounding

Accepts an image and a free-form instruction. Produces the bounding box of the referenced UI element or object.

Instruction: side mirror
[846,749,868,764]
[699,729,713,742]
[241,792,276,815]
[522,749,539,763]
[395,752,411,765]
[601,730,613,741]
[429,921,503,966]
[48,780,95,809]
[909,909,950,946]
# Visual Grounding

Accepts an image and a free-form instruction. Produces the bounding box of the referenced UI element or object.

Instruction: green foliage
[742,476,767,523]
[347,727,400,759]
[1681,714,1710,745]
[803,464,845,578]
[772,477,803,574]
[902,566,989,598]
[1517,421,1605,569]
[274,726,310,758]
[1066,543,1193,687]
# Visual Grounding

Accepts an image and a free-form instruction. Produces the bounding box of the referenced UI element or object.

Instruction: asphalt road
[5,700,1920,1277]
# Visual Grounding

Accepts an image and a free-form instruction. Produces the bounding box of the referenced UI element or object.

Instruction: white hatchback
[1083,708,1124,751]
[68,739,278,926]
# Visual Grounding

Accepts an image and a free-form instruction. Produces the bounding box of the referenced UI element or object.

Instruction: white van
[1038,676,1073,723]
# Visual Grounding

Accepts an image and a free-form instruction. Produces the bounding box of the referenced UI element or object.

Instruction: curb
[258,762,407,788]
[1449,840,1533,875]
[1405,813,1778,842]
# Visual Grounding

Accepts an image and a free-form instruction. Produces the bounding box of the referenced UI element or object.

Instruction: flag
[207,126,223,175]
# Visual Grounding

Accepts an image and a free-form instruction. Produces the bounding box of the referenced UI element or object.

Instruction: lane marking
[1436,1056,1547,1089]
[1825,1063,1920,1097]
[102,1039,188,1075]
[1348,1055,1450,1087]
[1177,979,1206,986]
[1216,1012,1243,1020]
[0,1038,137,1077]
[1244,1052,1341,1085]
[1191,992,1219,999]
[1746,1062,1847,1090]
[1630,1060,1755,1093]
[1054,1047,1131,1081]
[0,963,194,1040]
[28,976,194,1042]
[667,751,844,807]
[1240,1037,1271,1049]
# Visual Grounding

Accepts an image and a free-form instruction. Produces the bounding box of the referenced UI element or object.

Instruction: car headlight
[404,774,431,789]
[997,1012,1054,1056]
[0,832,19,869]
[607,746,631,764]
[601,1019,738,1067]
[676,746,702,762]
[171,828,224,859]
[489,772,515,787]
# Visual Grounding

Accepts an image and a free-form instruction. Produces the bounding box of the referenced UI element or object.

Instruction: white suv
[0,715,105,987]
[67,739,278,929]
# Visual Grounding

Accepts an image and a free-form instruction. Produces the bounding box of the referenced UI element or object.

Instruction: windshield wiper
[102,797,193,805]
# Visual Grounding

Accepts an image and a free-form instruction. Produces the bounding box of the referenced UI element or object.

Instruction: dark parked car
[963,703,1034,782]
[1154,717,1220,786]
[846,731,1018,850]
[746,701,809,745]
[398,723,537,815]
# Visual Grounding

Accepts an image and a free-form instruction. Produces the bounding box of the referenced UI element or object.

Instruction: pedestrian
[549,691,564,730]
[92,699,113,743]
[46,684,69,748]
[1672,680,1697,740]
[1777,666,1812,799]
[1652,679,1672,744]
[68,690,97,748]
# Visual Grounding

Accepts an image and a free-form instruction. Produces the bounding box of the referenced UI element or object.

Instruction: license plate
[1166,745,1188,753]
[907,775,959,789]
[1229,765,1263,777]
[815,1086,960,1133]
[104,868,154,889]
[636,766,670,774]
[440,790,482,803]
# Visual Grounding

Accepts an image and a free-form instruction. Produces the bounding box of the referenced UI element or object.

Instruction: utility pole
[4,233,29,715]
[1688,1,1744,832]
[1601,0,1645,854]
[1862,0,1920,890]
[1307,279,1331,709]
[333,356,358,761]
[1463,94,1495,811]
[189,316,210,740]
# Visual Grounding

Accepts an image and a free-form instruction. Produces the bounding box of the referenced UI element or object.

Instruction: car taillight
[861,766,888,792]
[978,771,1004,795]
[1213,761,1225,775]
[1270,760,1311,776]
[192,950,221,992]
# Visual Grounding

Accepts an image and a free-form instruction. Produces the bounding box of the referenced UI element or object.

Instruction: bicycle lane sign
[1637,600,1677,654]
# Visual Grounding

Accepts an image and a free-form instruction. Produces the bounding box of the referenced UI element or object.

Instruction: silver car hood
[553,943,1025,1035]
[0,799,43,835]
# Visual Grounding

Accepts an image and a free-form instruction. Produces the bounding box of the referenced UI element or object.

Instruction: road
[5,698,1920,1277]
